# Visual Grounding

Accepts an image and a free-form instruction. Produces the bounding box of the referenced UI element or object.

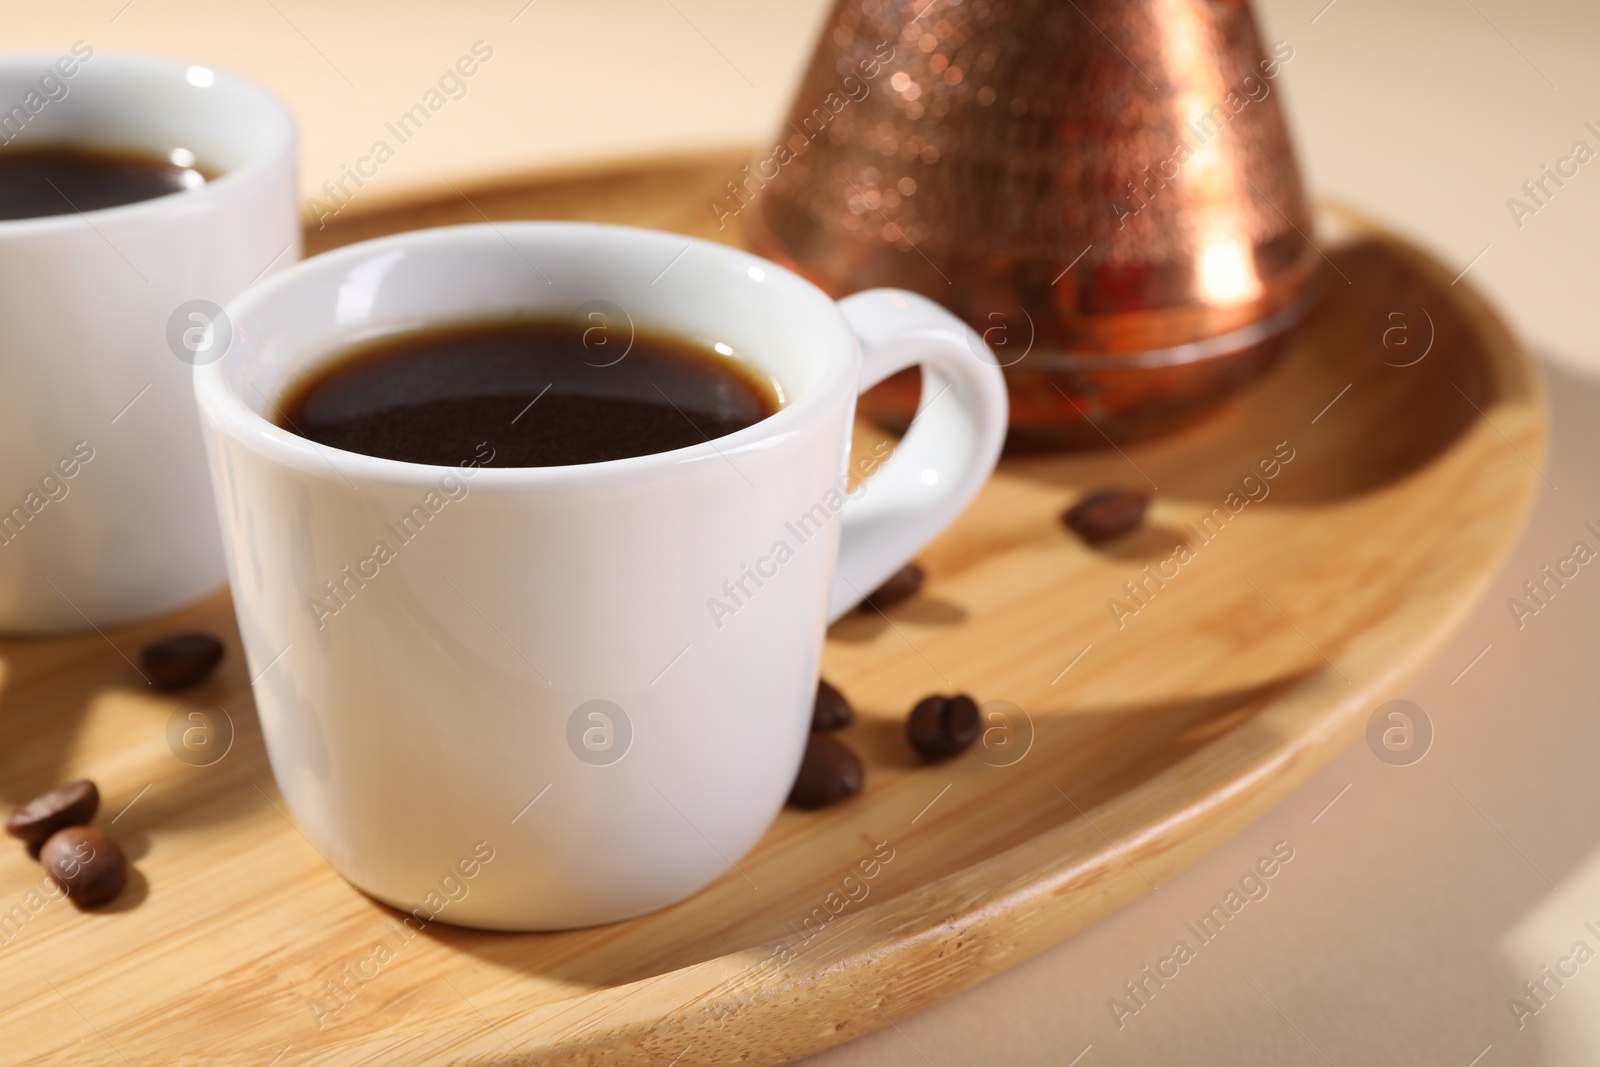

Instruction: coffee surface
[0,145,208,220]
[278,318,780,467]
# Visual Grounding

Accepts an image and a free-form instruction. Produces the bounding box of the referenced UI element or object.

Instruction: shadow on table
[413,670,1315,993]
[1002,237,1517,509]
[0,590,266,840]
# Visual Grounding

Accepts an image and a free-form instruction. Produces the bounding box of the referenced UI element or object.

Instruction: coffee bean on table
[5,780,99,852]
[812,679,854,732]
[787,734,864,810]
[859,562,925,613]
[1062,489,1148,544]
[141,632,225,690]
[907,694,981,763]
[41,826,126,907]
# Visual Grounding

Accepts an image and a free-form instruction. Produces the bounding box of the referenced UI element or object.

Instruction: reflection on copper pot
[744,0,1322,448]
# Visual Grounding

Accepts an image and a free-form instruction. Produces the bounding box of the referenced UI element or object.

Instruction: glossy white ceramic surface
[0,53,299,632]
[195,222,1006,929]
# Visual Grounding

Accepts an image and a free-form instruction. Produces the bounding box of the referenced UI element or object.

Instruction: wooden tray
[0,153,1544,1066]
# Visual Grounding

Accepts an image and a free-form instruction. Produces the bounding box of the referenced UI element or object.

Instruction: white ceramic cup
[195,222,1007,930]
[0,53,297,632]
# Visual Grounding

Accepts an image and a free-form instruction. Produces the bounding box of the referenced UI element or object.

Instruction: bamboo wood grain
[0,153,1544,1066]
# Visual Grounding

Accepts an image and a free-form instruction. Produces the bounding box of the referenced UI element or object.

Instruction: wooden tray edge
[514,204,1546,1067]
[287,178,1546,1066]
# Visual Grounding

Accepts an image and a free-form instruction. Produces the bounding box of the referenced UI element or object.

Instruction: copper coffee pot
[744,0,1321,448]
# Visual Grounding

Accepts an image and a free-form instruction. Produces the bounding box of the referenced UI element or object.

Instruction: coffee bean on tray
[907,694,981,763]
[41,826,126,907]
[812,679,854,732]
[141,632,225,690]
[788,734,864,810]
[859,562,925,613]
[5,780,99,852]
[1062,489,1148,544]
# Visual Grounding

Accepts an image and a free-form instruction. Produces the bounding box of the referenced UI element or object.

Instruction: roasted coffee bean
[41,826,126,907]
[141,632,225,690]
[859,562,925,613]
[787,733,864,810]
[907,694,981,763]
[5,780,99,851]
[812,679,854,732]
[1062,489,1148,544]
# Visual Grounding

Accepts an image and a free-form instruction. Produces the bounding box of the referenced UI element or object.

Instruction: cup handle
[827,289,1009,622]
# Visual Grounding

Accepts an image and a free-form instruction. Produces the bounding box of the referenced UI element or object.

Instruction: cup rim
[0,52,297,238]
[194,221,862,490]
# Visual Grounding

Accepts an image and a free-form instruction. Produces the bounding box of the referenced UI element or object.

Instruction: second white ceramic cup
[196,222,1007,930]
[0,53,297,632]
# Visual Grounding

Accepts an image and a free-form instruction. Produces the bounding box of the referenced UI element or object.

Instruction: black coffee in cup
[0,145,210,220]
[277,318,780,467]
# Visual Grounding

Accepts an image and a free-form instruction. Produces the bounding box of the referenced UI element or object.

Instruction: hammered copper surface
[744,0,1321,447]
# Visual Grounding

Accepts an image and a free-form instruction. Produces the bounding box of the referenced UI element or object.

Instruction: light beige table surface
[10,2,1600,1064]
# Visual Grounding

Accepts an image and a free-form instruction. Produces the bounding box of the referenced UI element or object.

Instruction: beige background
[10,0,1600,369]
[11,1,1600,1063]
